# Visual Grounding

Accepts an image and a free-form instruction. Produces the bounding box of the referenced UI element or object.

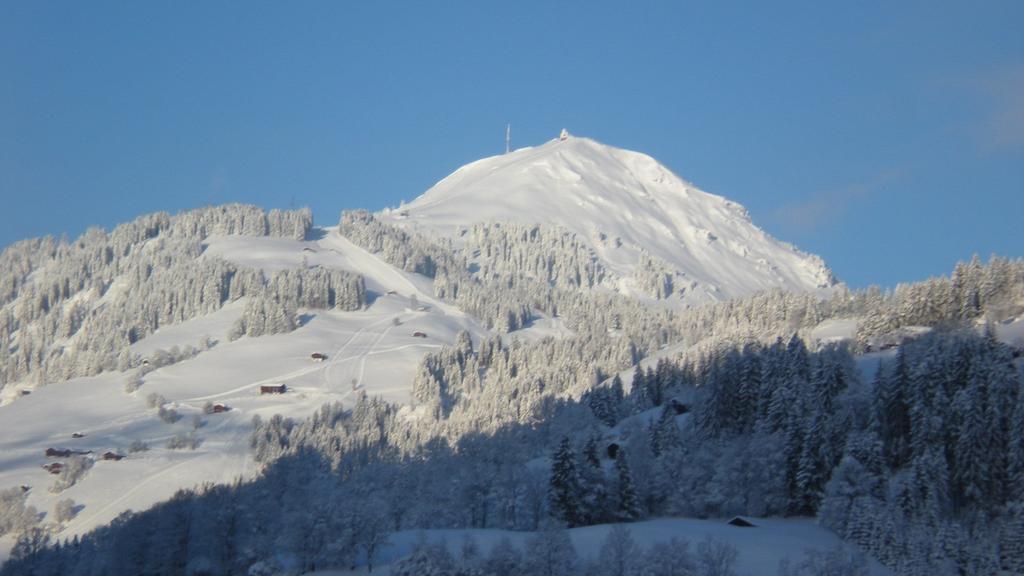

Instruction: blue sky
[2,1,1021,288]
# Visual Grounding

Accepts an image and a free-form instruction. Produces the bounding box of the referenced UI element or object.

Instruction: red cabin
[42,463,63,474]
[260,384,287,395]
[212,403,229,413]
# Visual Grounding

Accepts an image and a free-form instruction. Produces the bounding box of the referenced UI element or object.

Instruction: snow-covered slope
[307,517,891,575]
[0,228,487,548]
[382,133,835,304]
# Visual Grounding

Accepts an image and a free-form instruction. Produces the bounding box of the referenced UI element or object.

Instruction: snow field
[0,230,487,547]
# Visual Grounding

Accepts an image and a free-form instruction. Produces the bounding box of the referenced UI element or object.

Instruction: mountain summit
[383,132,836,304]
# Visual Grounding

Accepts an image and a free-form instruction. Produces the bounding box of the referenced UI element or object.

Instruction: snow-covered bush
[390,536,455,576]
[50,456,93,493]
[54,498,78,524]
[777,544,868,576]
[158,404,181,424]
[590,524,644,576]
[645,537,696,576]
[128,439,150,453]
[123,373,143,393]
[695,536,738,576]
[0,487,38,536]
[145,392,166,409]
[166,432,201,450]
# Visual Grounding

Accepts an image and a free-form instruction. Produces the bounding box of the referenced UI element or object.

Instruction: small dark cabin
[260,384,287,395]
[102,452,124,461]
[311,352,327,362]
[669,399,690,415]
[412,332,427,338]
[727,516,756,528]
[607,442,620,460]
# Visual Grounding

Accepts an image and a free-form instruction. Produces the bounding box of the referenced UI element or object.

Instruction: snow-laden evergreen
[2,196,1023,574]
[0,205,365,393]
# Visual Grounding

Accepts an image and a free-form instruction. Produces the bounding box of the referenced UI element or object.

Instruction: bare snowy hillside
[382,133,836,304]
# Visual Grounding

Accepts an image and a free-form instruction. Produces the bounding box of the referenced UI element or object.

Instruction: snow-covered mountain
[0,136,841,562]
[383,132,836,304]
[4,139,1019,574]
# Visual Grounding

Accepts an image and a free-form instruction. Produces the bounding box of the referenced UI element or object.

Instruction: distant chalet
[260,384,287,395]
[45,448,90,458]
[727,516,756,527]
[42,463,63,474]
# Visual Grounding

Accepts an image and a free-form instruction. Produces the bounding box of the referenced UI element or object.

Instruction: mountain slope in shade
[383,132,836,304]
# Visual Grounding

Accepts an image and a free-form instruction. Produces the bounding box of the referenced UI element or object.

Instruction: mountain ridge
[381,133,836,305]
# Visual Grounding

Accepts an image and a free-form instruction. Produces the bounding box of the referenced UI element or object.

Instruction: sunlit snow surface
[0,229,486,548]
[382,135,836,305]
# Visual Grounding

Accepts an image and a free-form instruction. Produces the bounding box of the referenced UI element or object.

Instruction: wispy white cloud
[976,65,1024,149]
[943,63,1024,150]
[771,169,906,235]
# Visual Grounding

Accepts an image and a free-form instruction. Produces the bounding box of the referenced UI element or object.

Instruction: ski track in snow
[183,363,325,403]
[67,452,199,534]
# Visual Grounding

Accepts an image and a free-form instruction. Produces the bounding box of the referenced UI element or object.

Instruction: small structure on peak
[559,128,569,141]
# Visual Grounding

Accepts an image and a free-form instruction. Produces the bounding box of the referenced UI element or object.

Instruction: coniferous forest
[1,206,1023,575]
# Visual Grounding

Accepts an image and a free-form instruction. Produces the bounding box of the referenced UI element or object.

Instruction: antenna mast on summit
[505,123,511,154]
